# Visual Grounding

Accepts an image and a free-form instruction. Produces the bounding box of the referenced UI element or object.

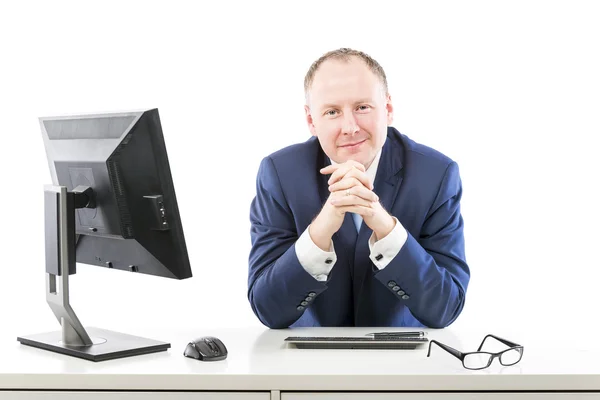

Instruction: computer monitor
[17,108,192,361]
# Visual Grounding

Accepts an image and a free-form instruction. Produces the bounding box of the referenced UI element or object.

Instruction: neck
[363,158,375,171]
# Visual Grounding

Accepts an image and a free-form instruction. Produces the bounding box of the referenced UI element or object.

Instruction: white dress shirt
[295,148,408,282]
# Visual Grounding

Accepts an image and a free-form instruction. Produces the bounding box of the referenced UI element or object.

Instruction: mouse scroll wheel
[204,339,219,353]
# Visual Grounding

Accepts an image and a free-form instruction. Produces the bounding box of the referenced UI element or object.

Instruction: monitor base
[17,327,170,361]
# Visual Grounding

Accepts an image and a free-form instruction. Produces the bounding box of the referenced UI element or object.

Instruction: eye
[324,109,339,117]
[356,105,371,112]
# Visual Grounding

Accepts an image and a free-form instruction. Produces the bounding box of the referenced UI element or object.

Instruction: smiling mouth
[339,139,367,148]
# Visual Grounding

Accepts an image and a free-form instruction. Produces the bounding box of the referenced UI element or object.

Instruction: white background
[1,0,599,341]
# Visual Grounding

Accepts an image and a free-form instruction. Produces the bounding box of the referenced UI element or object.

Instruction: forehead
[309,58,383,107]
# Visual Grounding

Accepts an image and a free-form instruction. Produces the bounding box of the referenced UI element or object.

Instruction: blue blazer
[248,127,470,328]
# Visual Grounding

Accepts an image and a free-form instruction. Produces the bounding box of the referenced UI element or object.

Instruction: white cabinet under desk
[282,395,600,400]
[2,326,599,398]
[0,394,270,400]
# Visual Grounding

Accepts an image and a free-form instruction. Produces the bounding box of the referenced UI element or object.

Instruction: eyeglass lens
[463,353,492,369]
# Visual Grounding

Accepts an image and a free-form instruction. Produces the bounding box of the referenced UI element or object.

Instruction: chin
[340,154,368,167]
[329,149,371,167]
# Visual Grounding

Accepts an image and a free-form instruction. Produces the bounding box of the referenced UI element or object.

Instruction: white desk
[1,326,599,399]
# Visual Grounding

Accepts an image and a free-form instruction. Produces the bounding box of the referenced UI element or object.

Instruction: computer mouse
[183,336,228,361]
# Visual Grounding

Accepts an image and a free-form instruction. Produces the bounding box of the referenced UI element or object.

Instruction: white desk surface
[1,325,599,392]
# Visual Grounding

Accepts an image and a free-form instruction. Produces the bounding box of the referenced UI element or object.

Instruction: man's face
[305,57,393,169]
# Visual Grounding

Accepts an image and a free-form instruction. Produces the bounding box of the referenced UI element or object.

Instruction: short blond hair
[304,48,389,97]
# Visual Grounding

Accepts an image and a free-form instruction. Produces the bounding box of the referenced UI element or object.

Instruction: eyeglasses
[427,334,524,370]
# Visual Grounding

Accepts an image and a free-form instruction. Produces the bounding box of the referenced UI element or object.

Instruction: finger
[344,168,373,190]
[327,165,353,185]
[329,177,362,192]
[320,164,339,175]
[329,179,379,202]
[347,185,380,202]
[321,160,365,178]
[345,160,366,172]
[329,170,373,191]
[328,164,362,185]
[322,159,365,173]
[334,205,376,217]
[330,195,375,209]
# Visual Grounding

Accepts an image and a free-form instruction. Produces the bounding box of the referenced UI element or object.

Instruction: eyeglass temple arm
[427,340,463,360]
[477,334,521,351]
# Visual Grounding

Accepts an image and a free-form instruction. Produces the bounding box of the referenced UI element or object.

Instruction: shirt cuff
[368,217,408,270]
[295,225,337,281]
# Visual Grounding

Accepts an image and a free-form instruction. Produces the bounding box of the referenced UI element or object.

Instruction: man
[248,48,470,328]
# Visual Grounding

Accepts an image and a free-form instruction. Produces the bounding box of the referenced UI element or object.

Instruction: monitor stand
[17,185,170,362]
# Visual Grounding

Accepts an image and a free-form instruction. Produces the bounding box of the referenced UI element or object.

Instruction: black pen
[365,331,426,338]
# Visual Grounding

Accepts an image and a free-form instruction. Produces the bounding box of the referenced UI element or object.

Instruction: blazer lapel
[371,133,404,219]
[317,148,331,209]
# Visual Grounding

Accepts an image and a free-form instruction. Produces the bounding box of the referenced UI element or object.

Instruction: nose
[341,113,359,136]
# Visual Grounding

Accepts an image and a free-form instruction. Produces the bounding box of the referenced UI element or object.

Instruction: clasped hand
[309,160,395,251]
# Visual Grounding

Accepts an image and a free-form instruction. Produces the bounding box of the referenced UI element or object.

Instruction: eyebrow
[320,99,374,110]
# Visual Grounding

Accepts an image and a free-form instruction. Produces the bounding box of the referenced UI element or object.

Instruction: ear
[386,93,394,125]
[305,105,317,137]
